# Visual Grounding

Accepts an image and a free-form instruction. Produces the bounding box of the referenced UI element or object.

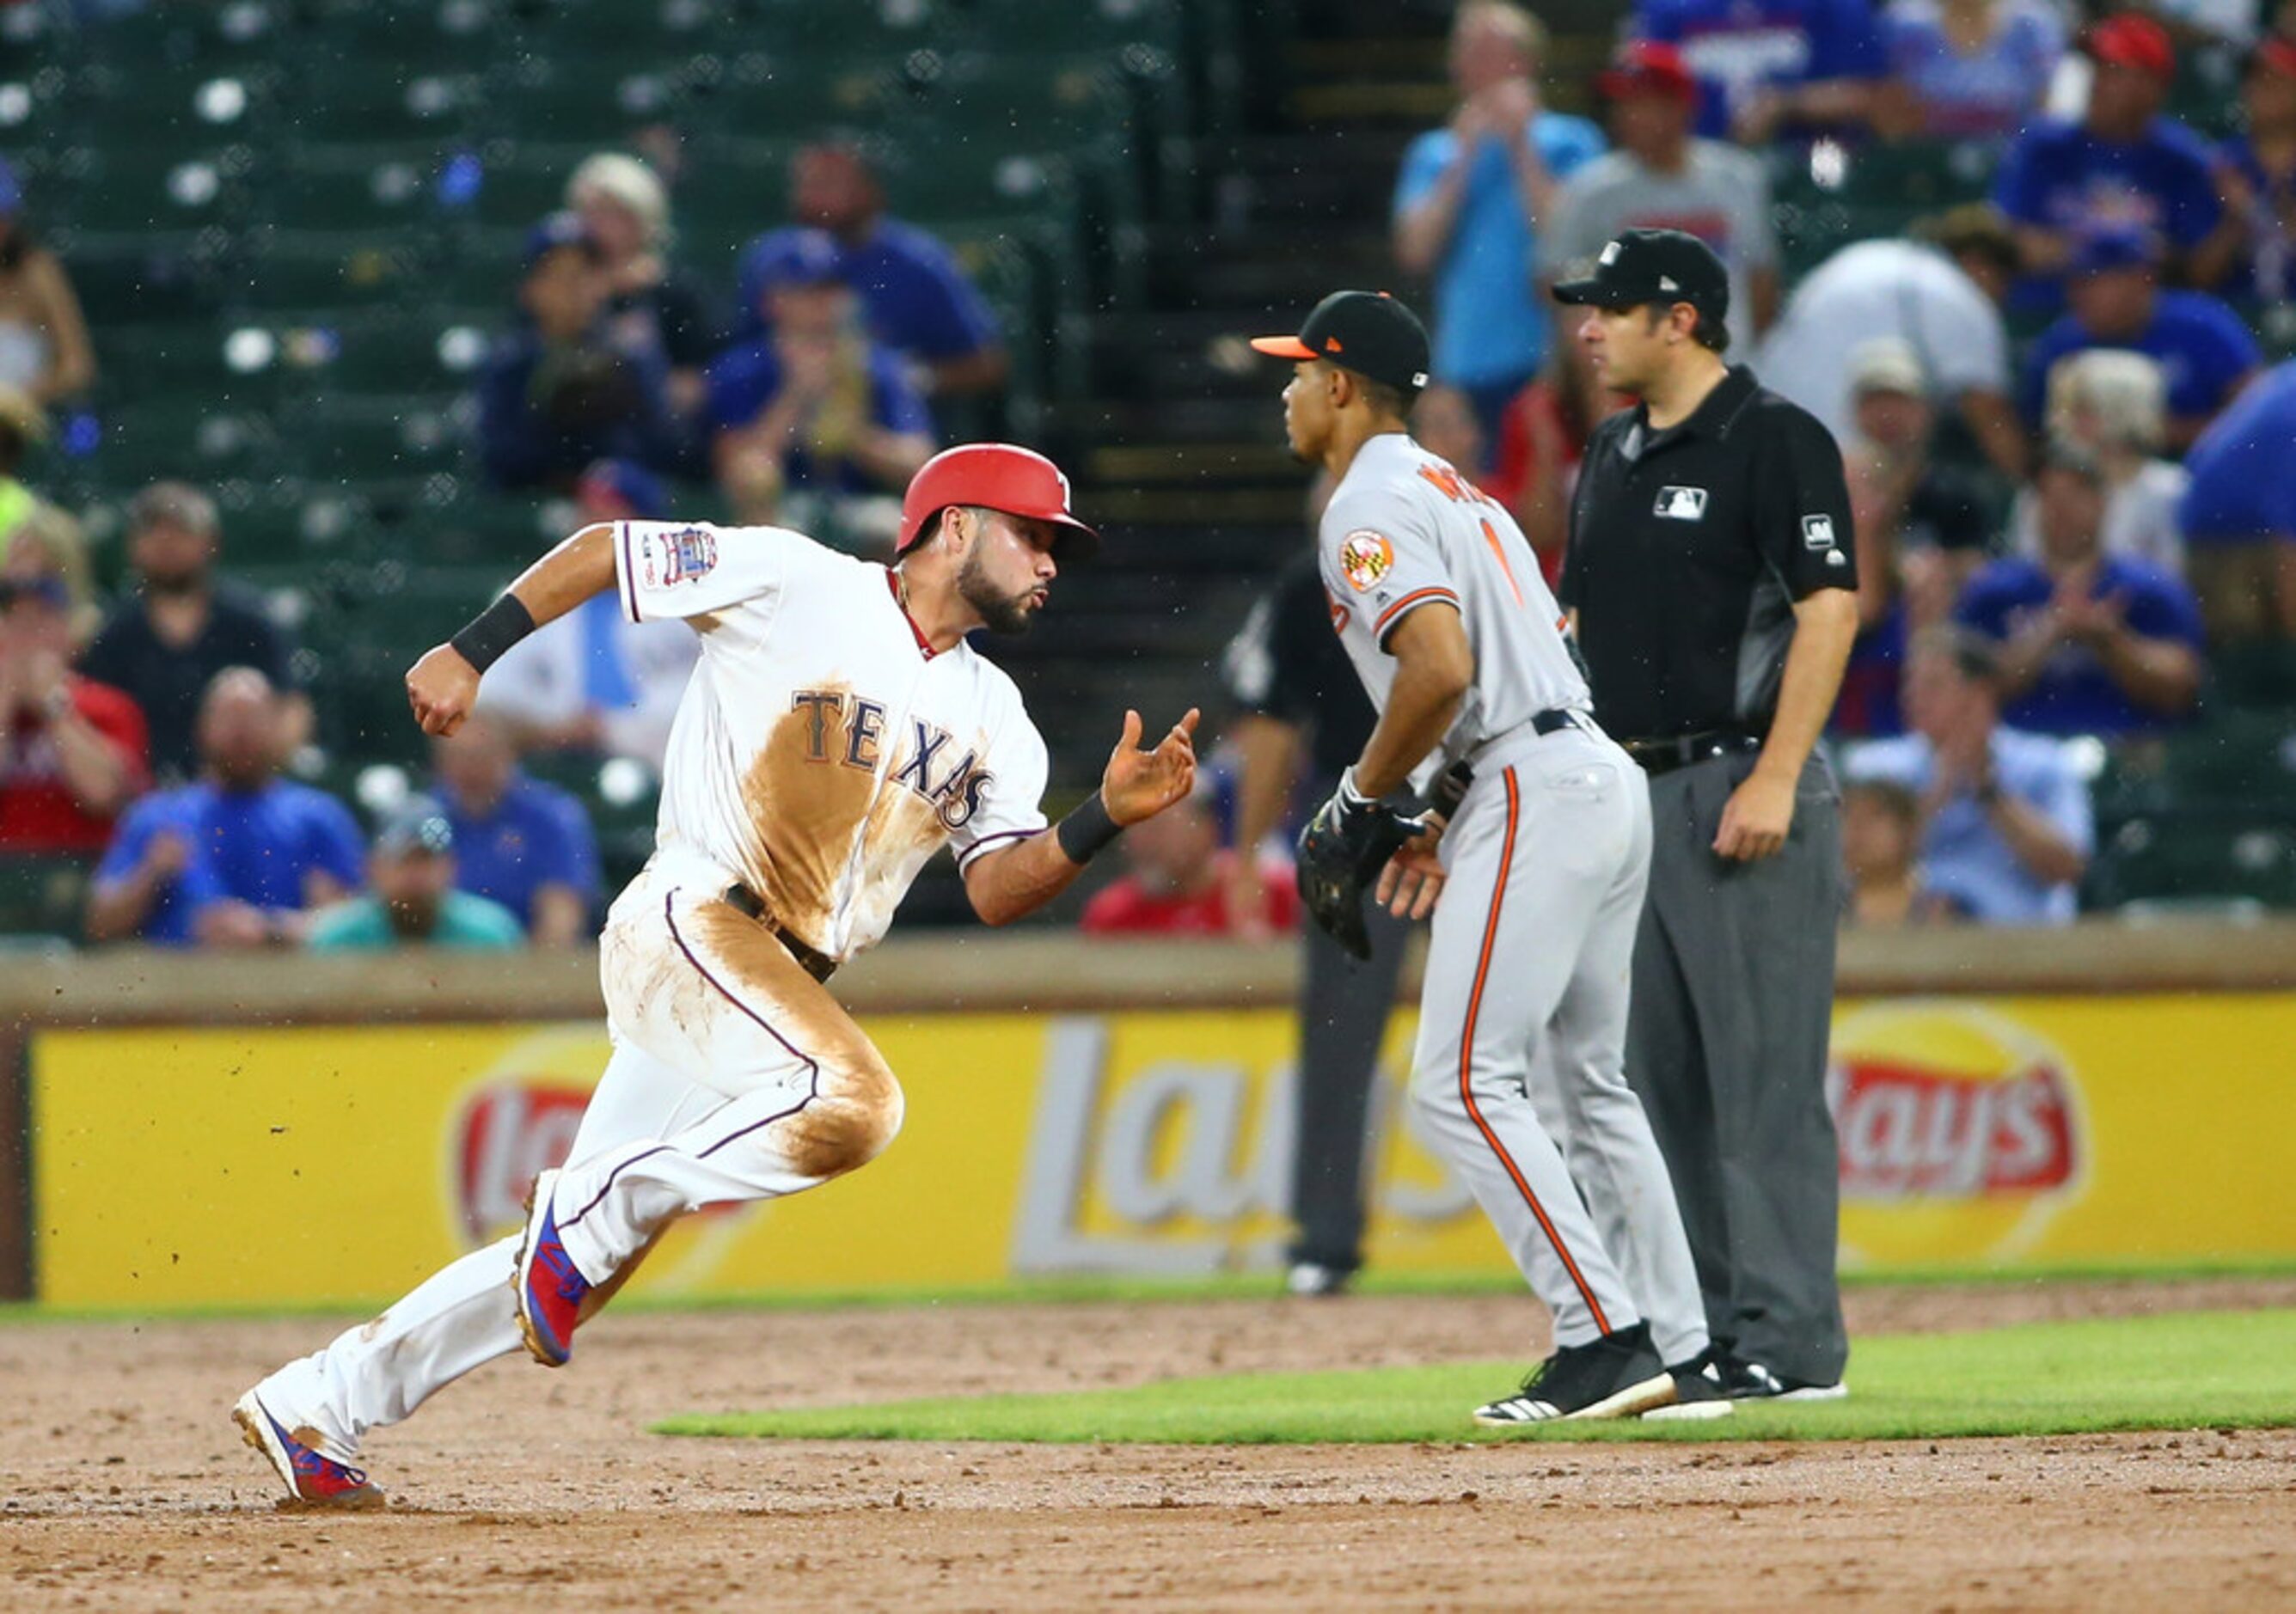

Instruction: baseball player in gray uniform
[1254,291,1727,1424]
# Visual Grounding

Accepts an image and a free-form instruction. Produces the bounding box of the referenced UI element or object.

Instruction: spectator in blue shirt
[84,667,363,947]
[2179,358,2296,641]
[1992,14,2241,311]
[735,141,1007,405]
[1845,627,2093,925]
[709,229,936,533]
[2213,38,2296,306]
[1880,0,2066,139]
[2018,224,2262,449]
[1957,444,2205,736]
[1393,3,1606,449]
[430,712,600,948]
[477,213,680,493]
[1634,0,1886,144]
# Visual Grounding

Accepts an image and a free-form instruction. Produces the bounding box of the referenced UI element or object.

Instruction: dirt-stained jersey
[612,519,1049,960]
[1316,433,1591,792]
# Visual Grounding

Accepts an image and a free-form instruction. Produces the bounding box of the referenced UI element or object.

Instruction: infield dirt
[5,1275,2294,1611]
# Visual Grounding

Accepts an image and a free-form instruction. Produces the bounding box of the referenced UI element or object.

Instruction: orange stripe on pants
[1456,766,1613,1336]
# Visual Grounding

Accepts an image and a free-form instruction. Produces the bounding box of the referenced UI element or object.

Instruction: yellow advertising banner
[28,993,2296,1309]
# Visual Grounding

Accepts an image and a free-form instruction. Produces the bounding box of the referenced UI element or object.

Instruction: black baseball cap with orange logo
[1251,290,1431,394]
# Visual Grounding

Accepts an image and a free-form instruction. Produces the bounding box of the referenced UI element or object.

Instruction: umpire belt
[721,883,838,984]
[1619,729,1763,777]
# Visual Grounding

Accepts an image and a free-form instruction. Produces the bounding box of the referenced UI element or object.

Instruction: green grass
[658,1308,2296,1446]
[7,1253,2291,1326]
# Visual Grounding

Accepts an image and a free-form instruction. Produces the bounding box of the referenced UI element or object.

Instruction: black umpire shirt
[1221,551,1375,788]
[1559,364,1857,743]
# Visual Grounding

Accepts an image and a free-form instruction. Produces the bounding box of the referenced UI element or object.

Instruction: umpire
[1551,229,1859,1400]
[1220,547,1407,1296]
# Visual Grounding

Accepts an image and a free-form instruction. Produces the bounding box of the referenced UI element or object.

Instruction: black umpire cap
[1552,228,1730,327]
[1251,290,1431,395]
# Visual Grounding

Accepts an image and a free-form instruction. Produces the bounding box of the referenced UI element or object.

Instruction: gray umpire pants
[1627,749,1848,1385]
[1288,902,1408,1274]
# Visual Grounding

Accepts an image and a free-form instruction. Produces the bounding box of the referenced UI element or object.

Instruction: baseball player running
[1252,292,1726,1425]
[232,443,1200,1505]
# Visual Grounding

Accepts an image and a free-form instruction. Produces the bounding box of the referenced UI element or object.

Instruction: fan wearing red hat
[234,454,1202,1507]
[1542,40,1784,342]
[2213,37,2296,303]
[1992,10,2243,309]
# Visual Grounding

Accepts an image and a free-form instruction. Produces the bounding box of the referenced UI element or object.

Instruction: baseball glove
[1295,781,1423,961]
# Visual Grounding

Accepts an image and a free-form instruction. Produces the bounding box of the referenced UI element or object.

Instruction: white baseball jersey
[1317,432,1591,791]
[611,519,1050,960]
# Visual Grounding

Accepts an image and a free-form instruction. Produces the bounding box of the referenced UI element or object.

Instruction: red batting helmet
[895,443,1099,558]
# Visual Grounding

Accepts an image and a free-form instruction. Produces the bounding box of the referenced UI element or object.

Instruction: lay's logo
[1829,1005,2087,1266]
[1834,1057,2077,1199]
[455,1080,589,1242]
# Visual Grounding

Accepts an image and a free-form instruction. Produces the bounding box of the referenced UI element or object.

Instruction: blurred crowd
[0,117,1014,948]
[9,0,2296,945]
[1380,0,2296,933]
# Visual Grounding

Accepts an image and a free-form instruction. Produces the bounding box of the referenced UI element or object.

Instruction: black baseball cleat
[1707,1350,1848,1402]
[1640,1352,1736,1421]
[1473,1321,1678,1426]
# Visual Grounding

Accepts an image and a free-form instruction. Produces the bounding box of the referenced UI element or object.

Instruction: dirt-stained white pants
[1408,723,1707,1362]
[253,853,902,1464]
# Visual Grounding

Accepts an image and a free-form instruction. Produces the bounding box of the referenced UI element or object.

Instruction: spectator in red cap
[2213,38,2296,305]
[1993,13,2240,309]
[1542,42,1782,343]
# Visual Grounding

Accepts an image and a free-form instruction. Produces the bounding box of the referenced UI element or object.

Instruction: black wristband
[1055,792,1122,865]
[449,593,537,674]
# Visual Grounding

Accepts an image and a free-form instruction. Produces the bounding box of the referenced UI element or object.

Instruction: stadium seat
[0,855,93,946]
[2090,810,2296,911]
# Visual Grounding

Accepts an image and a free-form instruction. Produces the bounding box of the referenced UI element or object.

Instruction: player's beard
[957,545,1038,637]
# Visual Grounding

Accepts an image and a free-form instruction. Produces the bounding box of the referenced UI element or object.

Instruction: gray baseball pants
[1408,723,1707,1362]
[1626,749,1848,1385]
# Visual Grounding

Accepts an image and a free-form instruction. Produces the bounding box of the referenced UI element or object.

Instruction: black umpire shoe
[1640,1353,1736,1421]
[1473,1322,1677,1426]
[1705,1349,1849,1403]
[1283,1262,1353,1299]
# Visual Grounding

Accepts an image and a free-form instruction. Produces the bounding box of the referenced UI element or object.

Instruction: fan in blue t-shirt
[87,669,364,946]
[732,142,1007,407]
[2017,225,2262,449]
[1956,448,2205,737]
[707,229,937,520]
[1990,13,2235,315]
[2179,359,2296,641]
[1633,0,1885,142]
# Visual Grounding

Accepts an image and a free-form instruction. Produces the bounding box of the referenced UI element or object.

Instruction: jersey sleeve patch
[1338,529,1396,593]
[636,524,720,588]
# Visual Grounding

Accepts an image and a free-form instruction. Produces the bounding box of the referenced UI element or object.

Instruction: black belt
[721,883,838,983]
[1439,709,1592,810]
[1619,730,1763,776]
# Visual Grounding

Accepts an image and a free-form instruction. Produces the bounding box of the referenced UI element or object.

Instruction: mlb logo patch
[1802,514,1837,550]
[1655,486,1707,521]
